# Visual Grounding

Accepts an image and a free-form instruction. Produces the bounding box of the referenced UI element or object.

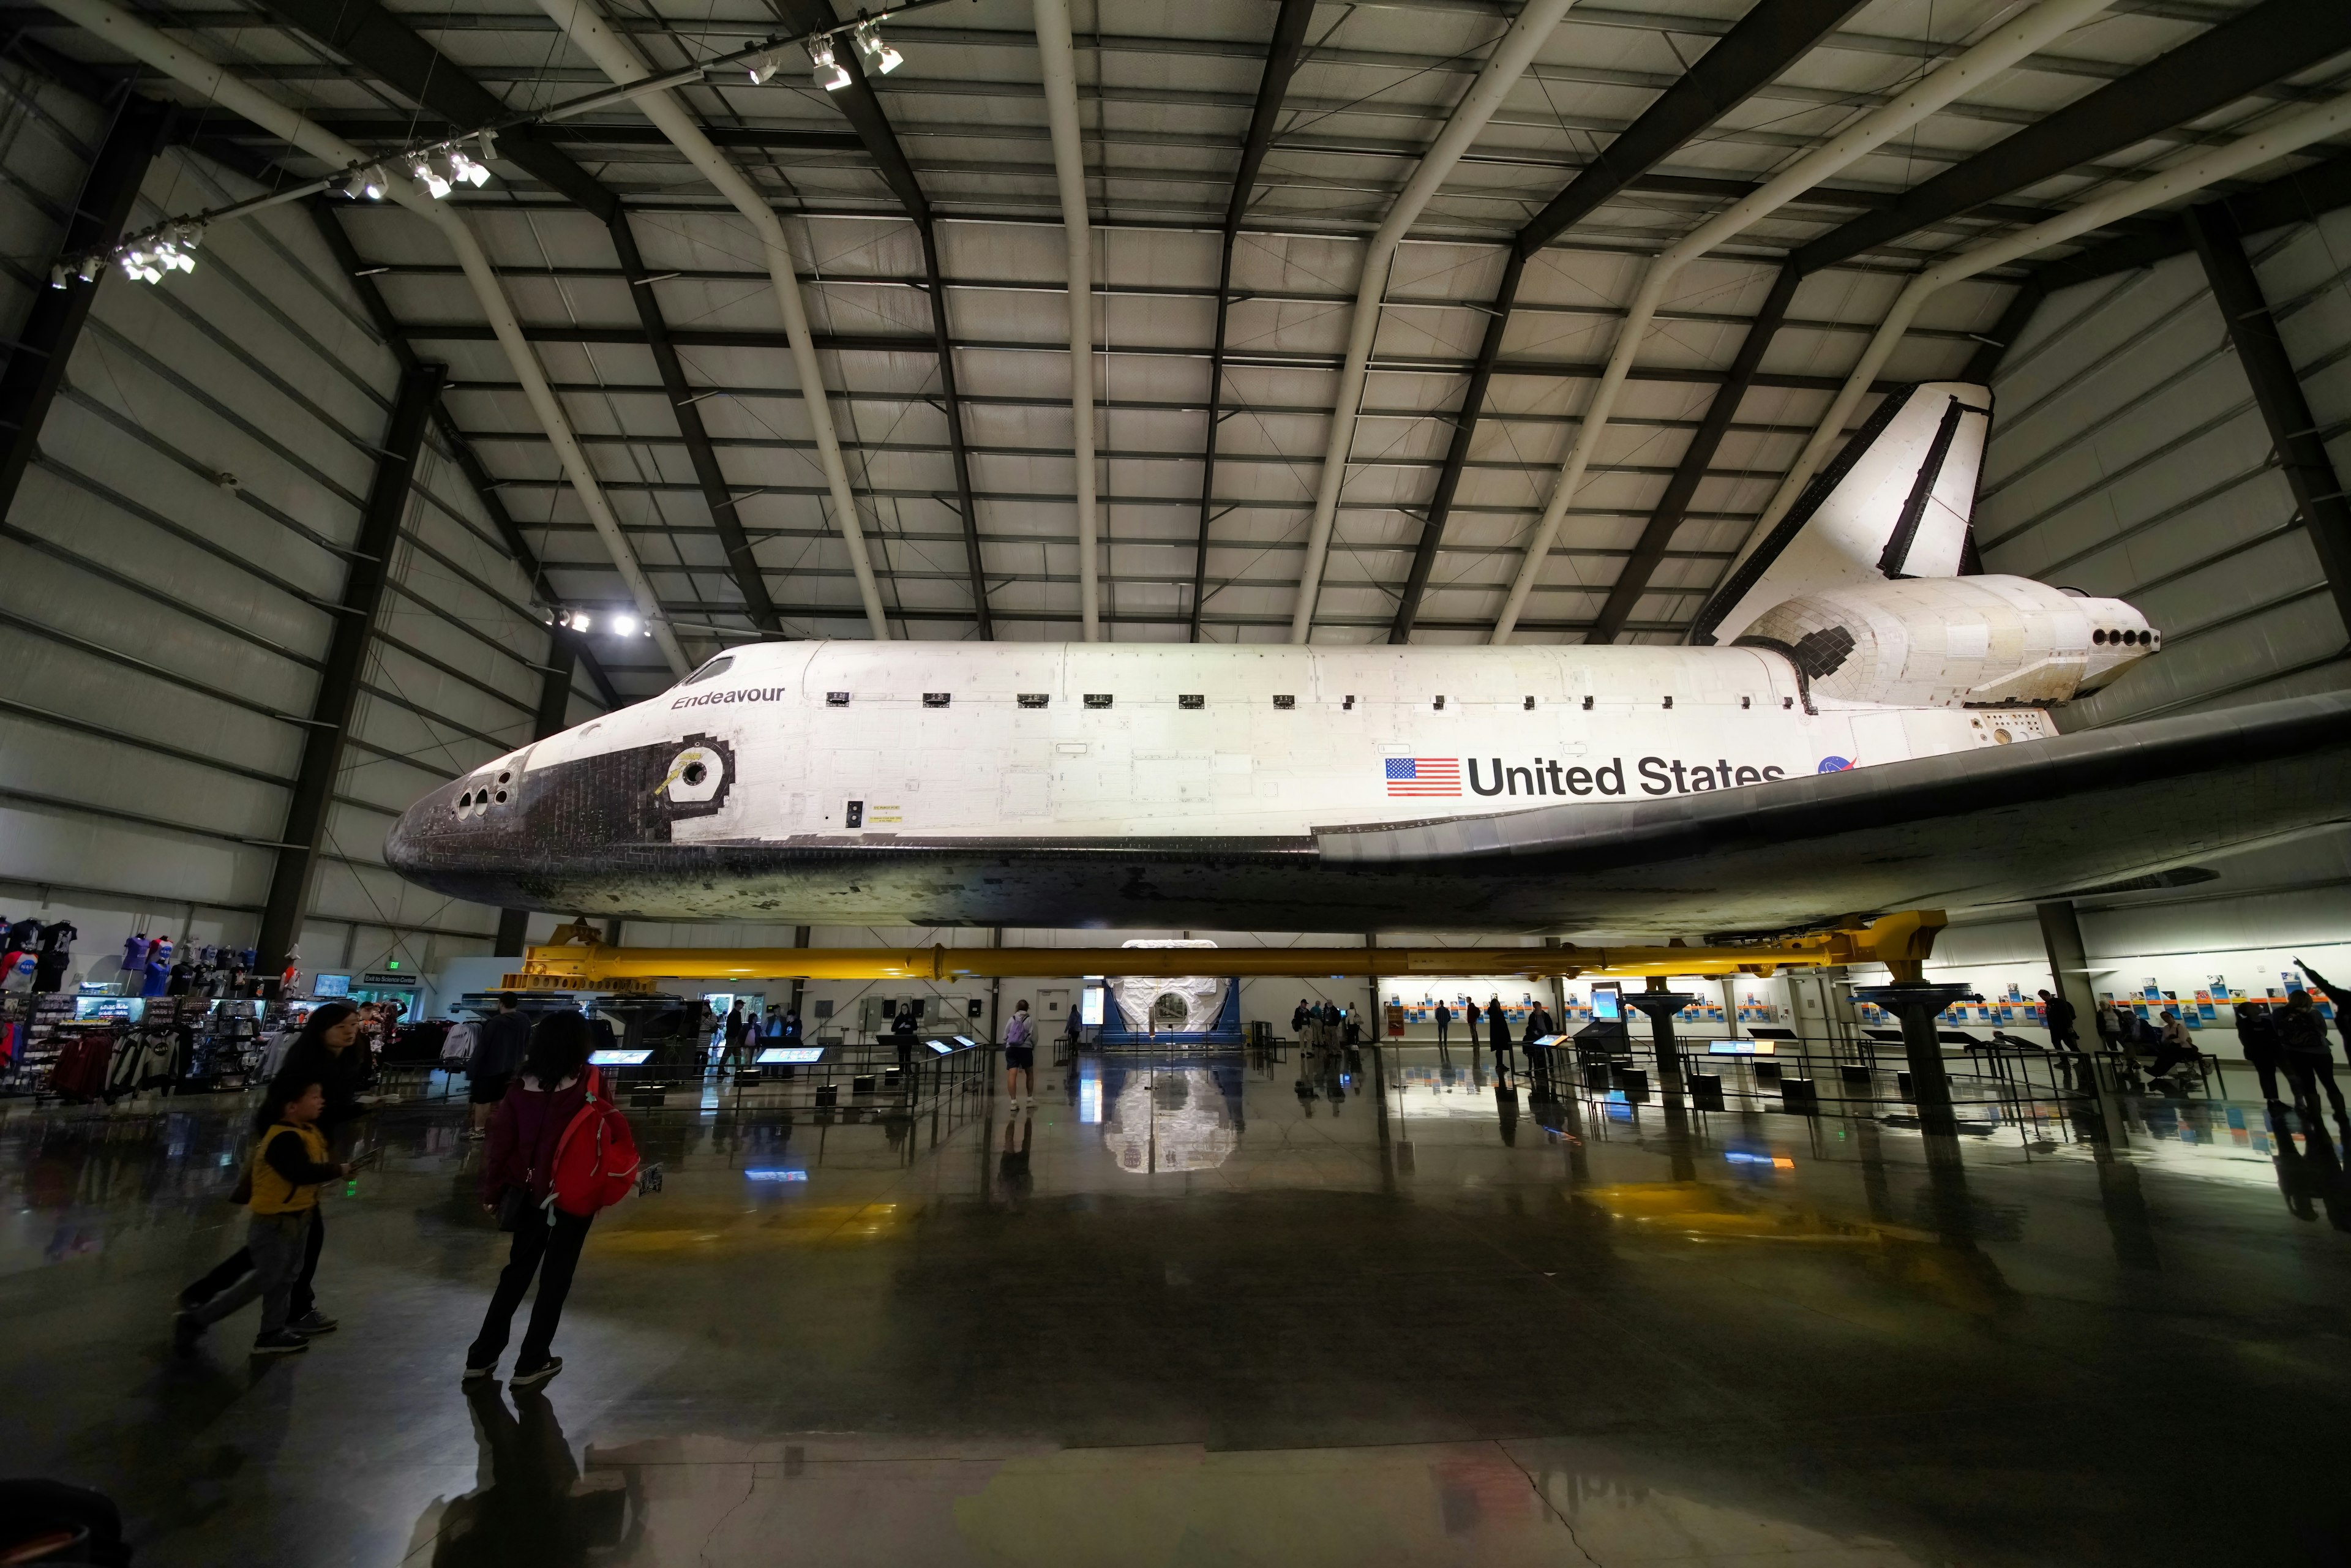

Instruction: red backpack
[547,1065,640,1217]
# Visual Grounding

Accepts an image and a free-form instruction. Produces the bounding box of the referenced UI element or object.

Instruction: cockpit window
[677,655,735,688]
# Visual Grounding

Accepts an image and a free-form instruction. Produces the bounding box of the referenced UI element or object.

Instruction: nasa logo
[1817,756,1852,773]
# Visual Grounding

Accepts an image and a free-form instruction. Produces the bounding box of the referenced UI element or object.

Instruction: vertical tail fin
[1689,381,1991,646]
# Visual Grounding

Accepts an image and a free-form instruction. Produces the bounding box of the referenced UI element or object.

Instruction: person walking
[175,1075,350,1356]
[2039,989,2083,1089]
[1003,999,1036,1103]
[2278,986,2349,1131]
[1434,1002,1452,1049]
[177,1001,366,1335]
[1291,999,1311,1049]
[466,1011,608,1388]
[470,994,531,1139]
[1488,996,1513,1076]
[718,1002,748,1078]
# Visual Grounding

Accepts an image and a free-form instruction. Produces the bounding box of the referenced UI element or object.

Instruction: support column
[0,94,168,519]
[2187,201,2351,633]
[1624,978,1700,1092]
[2038,898,2124,1141]
[1853,982,1973,1140]
[257,362,444,972]
[494,625,583,958]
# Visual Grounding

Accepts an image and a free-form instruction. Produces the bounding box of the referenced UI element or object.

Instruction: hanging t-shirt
[121,935,149,972]
[152,937,174,967]
[40,922,77,955]
[239,948,257,970]
[4,918,39,953]
[142,959,171,999]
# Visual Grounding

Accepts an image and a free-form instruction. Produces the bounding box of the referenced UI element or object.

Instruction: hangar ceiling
[9,0,2350,712]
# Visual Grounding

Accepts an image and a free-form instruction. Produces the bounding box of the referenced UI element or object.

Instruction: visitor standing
[465,1011,624,1388]
[1488,996,1513,1075]
[1434,1002,1451,1048]
[470,994,531,1139]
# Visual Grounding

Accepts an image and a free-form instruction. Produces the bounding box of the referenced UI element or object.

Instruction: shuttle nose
[384,756,536,907]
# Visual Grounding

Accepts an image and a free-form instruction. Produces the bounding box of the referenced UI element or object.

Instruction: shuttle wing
[1318,689,2351,932]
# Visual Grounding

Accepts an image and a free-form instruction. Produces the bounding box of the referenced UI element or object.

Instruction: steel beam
[0,94,166,520]
[781,0,992,636]
[257,363,442,973]
[1518,0,1869,254]
[2188,201,2351,635]
[1960,279,2045,386]
[258,0,793,639]
[1588,261,1800,645]
[307,200,621,711]
[1795,0,2351,275]
[1390,248,1522,643]
[609,212,781,636]
[1191,0,1316,641]
[2027,148,2351,295]
[1385,0,1861,643]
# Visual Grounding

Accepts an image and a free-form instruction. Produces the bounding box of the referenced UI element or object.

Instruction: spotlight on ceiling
[411,156,452,200]
[568,611,594,632]
[745,43,787,85]
[809,39,850,91]
[611,613,640,637]
[852,22,902,75]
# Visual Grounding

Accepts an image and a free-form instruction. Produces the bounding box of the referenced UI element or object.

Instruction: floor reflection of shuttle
[385,384,2351,933]
[1102,1066,1243,1174]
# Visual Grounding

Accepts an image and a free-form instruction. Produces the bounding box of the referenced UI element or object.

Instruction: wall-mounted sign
[359,971,417,988]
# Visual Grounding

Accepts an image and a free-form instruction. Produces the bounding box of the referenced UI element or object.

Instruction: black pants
[2286,1053,2349,1123]
[468,1208,593,1371]
[2246,1049,2284,1104]
[1435,1020,1449,1045]
[2142,1045,2197,1082]
[183,1205,326,1318]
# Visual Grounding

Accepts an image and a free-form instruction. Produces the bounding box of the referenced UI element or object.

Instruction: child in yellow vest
[175,1078,350,1355]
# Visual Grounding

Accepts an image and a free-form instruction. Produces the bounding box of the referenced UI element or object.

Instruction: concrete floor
[4,1048,2349,1566]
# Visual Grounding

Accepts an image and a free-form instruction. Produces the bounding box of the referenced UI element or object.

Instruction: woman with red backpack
[465,1010,637,1387]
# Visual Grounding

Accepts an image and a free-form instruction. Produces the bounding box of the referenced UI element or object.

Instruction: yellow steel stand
[503,912,1947,991]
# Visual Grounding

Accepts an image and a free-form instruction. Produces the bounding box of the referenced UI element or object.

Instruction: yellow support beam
[510,912,1946,987]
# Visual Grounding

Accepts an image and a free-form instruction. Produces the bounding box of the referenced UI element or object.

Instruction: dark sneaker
[252,1329,310,1356]
[287,1310,339,1335]
[509,1357,563,1388]
[462,1362,497,1382]
[172,1312,204,1356]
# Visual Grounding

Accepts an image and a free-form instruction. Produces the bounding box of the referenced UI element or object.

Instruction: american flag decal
[1385,757,1461,797]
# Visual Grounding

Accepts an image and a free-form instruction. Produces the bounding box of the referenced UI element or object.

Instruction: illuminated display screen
[1081,986,1106,1027]
[1706,1040,1775,1056]
[588,1049,652,1065]
[756,1046,823,1064]
[744,1169,809,1182]
[925,1039,955,1055]
[1591,986,1621,1022]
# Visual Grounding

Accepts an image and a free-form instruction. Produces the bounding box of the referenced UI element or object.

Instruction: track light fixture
[852,21,902,75]
[744,43,789,84]
[809,38,850,91]
[568,611,594,633]
[611,613,640,637]
[53,218,203,288]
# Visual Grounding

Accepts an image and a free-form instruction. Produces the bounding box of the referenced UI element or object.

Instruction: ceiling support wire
[1030,0,1099,640]
[528,0,891,640]
[1730,83,2351,644]
[28,0,692,674]
[1288,0,1581,644]
[1488,0,2121,645]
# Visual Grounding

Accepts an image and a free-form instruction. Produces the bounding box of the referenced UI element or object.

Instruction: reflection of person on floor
[2270,1109,2351,1232]
[997,1109,1033,1208]
[433,1384,627,1566]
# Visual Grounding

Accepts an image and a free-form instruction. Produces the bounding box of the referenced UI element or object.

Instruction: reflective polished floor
[6,1046,2351,1566]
